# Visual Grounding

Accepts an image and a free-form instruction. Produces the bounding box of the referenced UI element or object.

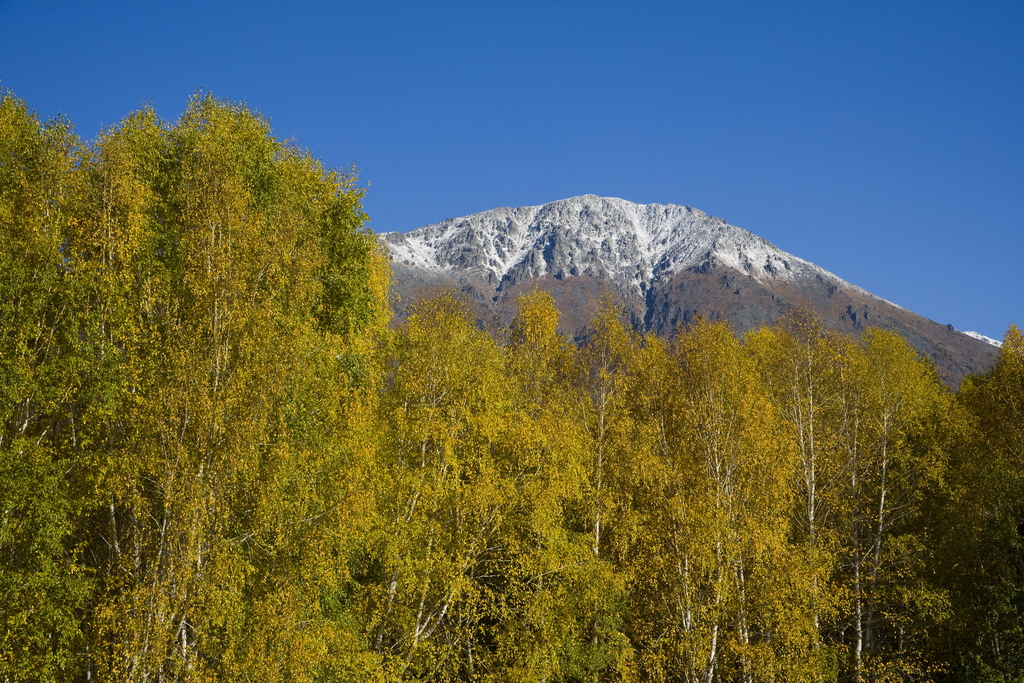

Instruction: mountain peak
[382,195,896,308]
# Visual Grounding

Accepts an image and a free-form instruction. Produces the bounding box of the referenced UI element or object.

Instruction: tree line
[1,91,1021,682]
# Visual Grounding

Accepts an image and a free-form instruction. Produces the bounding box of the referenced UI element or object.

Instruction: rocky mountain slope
[381,195,999,385]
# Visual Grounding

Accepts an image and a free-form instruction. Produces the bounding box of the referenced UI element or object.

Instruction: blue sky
[2,1,1021,339]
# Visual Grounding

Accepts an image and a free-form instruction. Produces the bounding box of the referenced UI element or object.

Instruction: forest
[1,91,1021,683]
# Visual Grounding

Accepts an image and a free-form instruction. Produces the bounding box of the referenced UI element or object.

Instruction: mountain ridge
[381,195,999,385]
[384,194,899,305]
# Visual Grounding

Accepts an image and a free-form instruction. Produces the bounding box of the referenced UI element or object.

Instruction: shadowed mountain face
[381,195,999,386]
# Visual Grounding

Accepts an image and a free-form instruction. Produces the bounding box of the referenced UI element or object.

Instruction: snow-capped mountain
[963,331,1003,348]
[384,195,889,303]
[381,195,999,385]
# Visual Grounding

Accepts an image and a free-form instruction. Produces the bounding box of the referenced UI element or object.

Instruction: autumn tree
[552,300,643,681]
[747,311,849,679]
[615,319,798,682]
[935,325,1023,681]
[485,290,604,682]
[92,94,384,682]
[832,329,950,682]
[364,292,529,680]
[0,91,95,683]
[0,90,385,682]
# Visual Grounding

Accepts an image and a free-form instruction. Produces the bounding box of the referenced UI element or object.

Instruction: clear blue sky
[2,1,1021,339]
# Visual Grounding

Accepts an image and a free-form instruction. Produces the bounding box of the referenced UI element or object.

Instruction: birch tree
[367,292,526,680]
[835,329,949,682]
[747,312,848,678]
[623,320,797,682]
[0,91,94,683]
[70,93,383,682]
[936,325,1024,681]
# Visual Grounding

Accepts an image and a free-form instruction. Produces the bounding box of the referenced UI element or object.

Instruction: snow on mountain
[381,194,901,308]
[963,331,1004,348]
